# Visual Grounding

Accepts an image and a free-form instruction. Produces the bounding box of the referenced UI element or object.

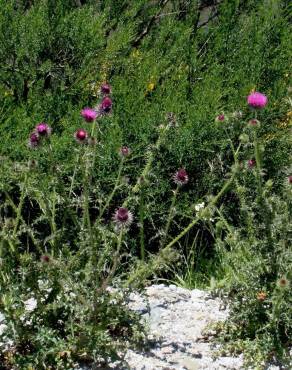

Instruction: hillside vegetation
[0,1,291,369]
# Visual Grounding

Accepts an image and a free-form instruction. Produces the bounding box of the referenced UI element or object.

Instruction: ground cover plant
[0,0,291,369]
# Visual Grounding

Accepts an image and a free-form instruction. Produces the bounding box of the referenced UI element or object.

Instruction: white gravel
[121,284,243,370]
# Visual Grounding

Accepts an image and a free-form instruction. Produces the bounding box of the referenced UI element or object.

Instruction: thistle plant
[211,92,292,368]
[0,84,290,369]
[0,86,147,369]
[0,1,291,367]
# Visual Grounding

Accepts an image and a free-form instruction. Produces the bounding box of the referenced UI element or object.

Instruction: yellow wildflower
[4,90,13,97]
[147,82,155,91]
[131,49,140,58]
[264,133,276,142]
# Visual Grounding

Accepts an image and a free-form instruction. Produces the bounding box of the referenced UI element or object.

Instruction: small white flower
[0,324,7,335]
[232,110,243,119]
[24,297,37,312]
[194,202,205,212]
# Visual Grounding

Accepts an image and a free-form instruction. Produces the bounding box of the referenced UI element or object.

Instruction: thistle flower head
[28,132,40,149]
[28,159,38,169]
[173,168,189,185]
[81,107,97,122]
[256,291,267,302]
[248,118,260,126]
[239,133,250,143]
[119,146,131,157]
[166,112,177,127]
[277,277,289,289]
[101,83,111,95]
[247,92,268,109]
[35,122,51,137]
[74,129,88,144]
[247,159,256,168]
[216,114,225,122]
[288,175,292,184]
[100,96,112,113]
[113,207,133,228]
[41,255,50,263]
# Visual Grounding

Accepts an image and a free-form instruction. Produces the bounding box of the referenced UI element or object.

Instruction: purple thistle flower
[81,107,97,122]
[113,207,133,228]
[247,159,256,168]
[74,129,88,144]
[247,92,268,109]
[101,83,112,95]
[28,159,38,169]
[28,132,40,149]
[216,114,225,122]
[35,122,52,137]
[288,176,292,184]
[41,255,50,263]
[248,118,260,126]
[119,146,131,157]
[173,168,189,186]
[100,96,112,113]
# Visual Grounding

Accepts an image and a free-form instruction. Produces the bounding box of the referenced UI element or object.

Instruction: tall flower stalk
[131,125,168,196]
[69,151,81,198]
[139,189,146,260]
[98,157,125,220]
[253,128,263,198]
[82,120,97,232]
[160,185,179,248]
[12,171,28,239]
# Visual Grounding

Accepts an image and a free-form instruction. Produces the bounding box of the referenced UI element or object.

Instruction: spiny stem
[215,206,233,235]
[139,190,145,260]
[253,131,263,197]
[82,120,97,232]
[130,126,168,198]
[13,172,28,238]
[69,152,80,198]
[5,190,39,251]
[252,125,273,247]
[99,229,124,292]
[161,185,179,247]
[90,120,96,137]
[98,158,124,220]
[50,188,57,252]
